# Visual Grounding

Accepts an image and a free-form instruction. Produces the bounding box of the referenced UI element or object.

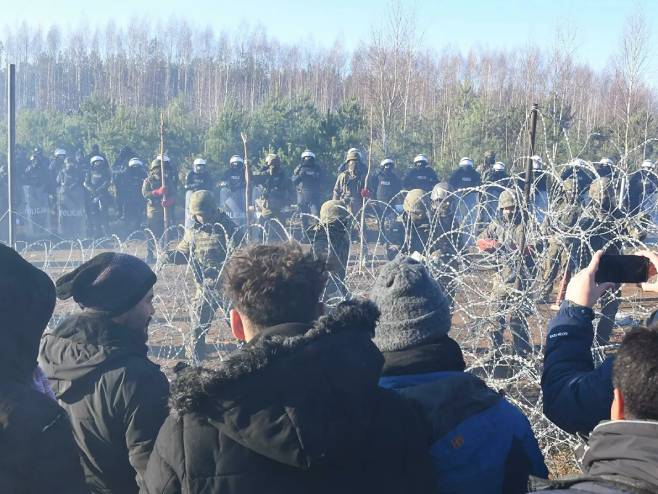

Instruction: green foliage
[0,92,654,179]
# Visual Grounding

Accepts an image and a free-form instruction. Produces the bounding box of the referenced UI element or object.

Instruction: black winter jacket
[0,243,88,494]
[530,420,658,493]
[141,300,438,494]
[39,312,170,494]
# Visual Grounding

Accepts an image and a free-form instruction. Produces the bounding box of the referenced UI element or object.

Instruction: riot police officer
[56,157,85,238]
[84,156,112,238]
[372,158,402,205]
[184,158,213,228]
[122,158,148,233]
[220,155,247,222]
[254,154,292,239]
[292,149,324,229]
[403,154,439,191]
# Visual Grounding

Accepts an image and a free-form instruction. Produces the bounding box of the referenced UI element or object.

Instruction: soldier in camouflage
[308,199,352,301]
[161,190,237,361]
[538,177,582,301]
[569,177,637,346]
[477,188,534,355]
[428,182,464,306]
[386,189,433,260]
[333,148,367,215]
[142,156,177,262]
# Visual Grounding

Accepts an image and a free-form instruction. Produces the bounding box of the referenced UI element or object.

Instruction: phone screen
[595,255,649,284]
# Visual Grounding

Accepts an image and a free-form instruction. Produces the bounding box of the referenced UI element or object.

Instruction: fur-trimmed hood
[170,299,395,469]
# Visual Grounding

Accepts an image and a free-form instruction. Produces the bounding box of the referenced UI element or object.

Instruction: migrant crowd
[1,236,658,494]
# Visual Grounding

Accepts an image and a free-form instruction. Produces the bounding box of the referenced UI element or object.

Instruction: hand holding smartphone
[594,255,650,284]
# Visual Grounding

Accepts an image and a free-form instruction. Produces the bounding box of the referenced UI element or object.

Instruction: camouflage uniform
[142,159,178,260]
[333,149,366,214]
[162,191,236,361]
[386,189,433,260]
[539,178,582,300]
[569,178,632,346]
[478,189,534,355]
[308,200,351,301]
[428,182,464,306]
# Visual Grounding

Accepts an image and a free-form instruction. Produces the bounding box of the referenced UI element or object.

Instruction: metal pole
[159,112,168,242]
[7,64,16,247]
[514,103,538,291]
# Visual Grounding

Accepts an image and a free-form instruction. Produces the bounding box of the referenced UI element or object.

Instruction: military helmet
[128,157,143,168]
[319,200,349,224]
[193,158,207,166]
[189,190,217,218]
[641,159,655,170]
[413,154,429,165]
[430,182,450,202]
[54,148,67,158]
[458,157,474,167]
[265,153,281,166]
[588,177,612,204]
[493,161,505,171]
[301,149,315,160]
[380,158,394,168]
[498,189,517,209]
[156,154,170,163]
[403,189,428,215]
[149,159,161,171]
[345,148,361,162]
[229,155,244,165]
[562,177,578,197]
[570,158,587,168]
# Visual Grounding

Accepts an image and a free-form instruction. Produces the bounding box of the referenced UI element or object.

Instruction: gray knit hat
[371,256,451,352]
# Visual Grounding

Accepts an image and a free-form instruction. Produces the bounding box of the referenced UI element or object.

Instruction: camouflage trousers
[539,238,570,300]
[187,283,225,361]
[492,283,533,356]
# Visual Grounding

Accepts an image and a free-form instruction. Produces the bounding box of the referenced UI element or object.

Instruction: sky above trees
[3,0,655,73]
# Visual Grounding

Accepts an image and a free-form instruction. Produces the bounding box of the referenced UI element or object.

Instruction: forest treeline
[0,5,655,177]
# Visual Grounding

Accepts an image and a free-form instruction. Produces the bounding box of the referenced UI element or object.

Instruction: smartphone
[595,255,649,284]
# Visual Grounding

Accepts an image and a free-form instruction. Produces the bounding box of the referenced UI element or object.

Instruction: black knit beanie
[0,243,56,382]
[371,256,452,352]
[56,252,156,316]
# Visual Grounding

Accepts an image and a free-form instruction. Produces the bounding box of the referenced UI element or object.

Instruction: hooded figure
[0,244,88,494]
[39,252,169,494]
[373,257,547,493]
[140,299,438,494]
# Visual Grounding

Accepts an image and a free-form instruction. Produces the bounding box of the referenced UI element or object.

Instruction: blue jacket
[380,370,548,494]
[541,302,614,435]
